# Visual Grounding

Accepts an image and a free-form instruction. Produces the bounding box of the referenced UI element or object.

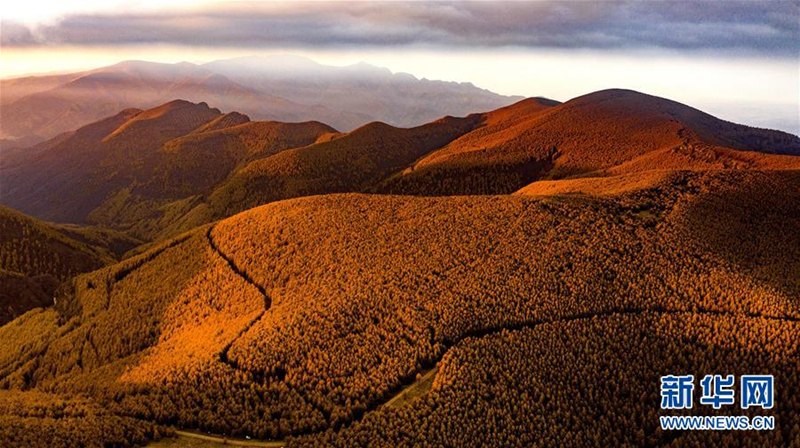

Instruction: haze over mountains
[0,56,521,144]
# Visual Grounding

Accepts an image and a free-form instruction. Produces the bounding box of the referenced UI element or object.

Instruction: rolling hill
[0,168,796,446]
[4,89,797,244]
[162,89,800,235]
[377,89,800,195]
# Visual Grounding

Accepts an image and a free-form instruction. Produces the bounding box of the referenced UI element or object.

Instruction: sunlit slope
[378,89,800,195]
[0,101,335,240]
[140,120,338,198]
[0,169,795,443]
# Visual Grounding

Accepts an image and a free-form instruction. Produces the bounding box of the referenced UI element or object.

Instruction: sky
[2,0,798,133]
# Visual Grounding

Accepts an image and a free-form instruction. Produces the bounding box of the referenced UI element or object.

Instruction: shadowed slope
[0,206,139,324]
[0,101,335,240]
[0,101,222,223]
[0,206,115,281]
[0,270,59,326]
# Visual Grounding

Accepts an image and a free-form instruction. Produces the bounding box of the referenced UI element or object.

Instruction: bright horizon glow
[2,1,797,134]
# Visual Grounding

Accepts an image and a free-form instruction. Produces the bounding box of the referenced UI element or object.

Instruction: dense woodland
[0,390,168,447]
[0,90,798,446]
[0,206,138,325]
[293,313,798,447]
[0,167,796,446]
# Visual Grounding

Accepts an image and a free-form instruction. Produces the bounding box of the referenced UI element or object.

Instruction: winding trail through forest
[189,205,799,446]
[205,226,270,367]
[164,302,797,447]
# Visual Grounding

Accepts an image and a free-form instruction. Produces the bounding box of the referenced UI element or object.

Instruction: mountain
[0,168,796,446]
[377,89,800,195]
[0,206,139,324]
[174,89,799,233]
[0,57,520,144]
[0,87,797,447]
[3,90,797,243]
[0,100,335,238]
[0,60,363,143]
[202,115,482,219]
[202,55,524,128]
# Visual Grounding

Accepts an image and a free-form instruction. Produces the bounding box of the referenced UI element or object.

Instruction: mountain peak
[103,99,222,142]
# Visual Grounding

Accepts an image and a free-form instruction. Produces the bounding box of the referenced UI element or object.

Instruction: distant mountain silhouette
[0,57,520,144]
[202,55,524,130]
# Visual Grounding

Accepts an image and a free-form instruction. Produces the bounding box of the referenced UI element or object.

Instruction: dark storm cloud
[3,1,797,54]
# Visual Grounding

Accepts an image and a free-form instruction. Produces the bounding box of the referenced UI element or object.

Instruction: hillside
[4,90,797,243]
[0,206,138,324]
[0,100,335,239]
[0,169,796,446]
[0,270,59,326]
[0,206,116,280]
[165,90,798,236]
[377,89,800,195]
[201,115,482,219]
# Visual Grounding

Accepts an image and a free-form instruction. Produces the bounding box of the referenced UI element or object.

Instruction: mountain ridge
[0,57,521,144]
[2,89,798,242]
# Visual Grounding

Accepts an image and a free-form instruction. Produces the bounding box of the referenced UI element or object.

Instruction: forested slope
[0,206,138,324]
[0,100,335,240]
[4,90,796,244]
[377,89,800,195]
[0,169,795,446]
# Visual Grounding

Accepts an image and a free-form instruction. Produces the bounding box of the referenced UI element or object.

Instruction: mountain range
[2,89,797,241]
[0,83,798,447]
[0,56,521,144]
